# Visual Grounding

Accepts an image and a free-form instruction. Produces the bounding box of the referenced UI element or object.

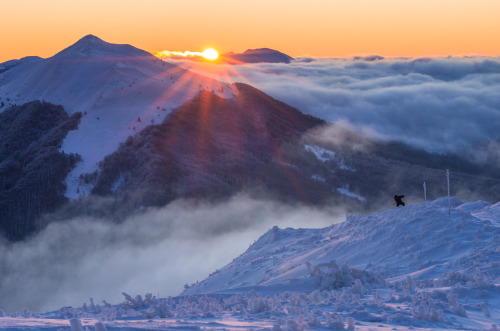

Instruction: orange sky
[1,0,499,62]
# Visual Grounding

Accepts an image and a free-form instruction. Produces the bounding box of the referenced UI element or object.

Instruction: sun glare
[202,48,219,61]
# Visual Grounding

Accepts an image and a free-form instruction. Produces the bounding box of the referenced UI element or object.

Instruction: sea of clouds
[0,195,342,313]
[185,56,500,163]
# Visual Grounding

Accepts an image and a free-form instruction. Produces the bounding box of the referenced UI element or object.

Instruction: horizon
[2,0,500,63]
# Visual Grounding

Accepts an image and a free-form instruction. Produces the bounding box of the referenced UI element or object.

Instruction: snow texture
[1,198,499,330]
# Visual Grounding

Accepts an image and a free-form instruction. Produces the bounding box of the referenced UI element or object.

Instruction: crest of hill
[53,34,152,59]
[184,197,500,295]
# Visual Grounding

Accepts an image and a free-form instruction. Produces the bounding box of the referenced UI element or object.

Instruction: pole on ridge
[423,181,427,201]
[446,169,450,215]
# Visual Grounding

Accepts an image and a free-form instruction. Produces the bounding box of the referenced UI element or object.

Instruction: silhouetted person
[394,195,405,207]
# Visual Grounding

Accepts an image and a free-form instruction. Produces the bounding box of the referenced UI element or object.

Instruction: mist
[180,56,500,162]
[0,194,344,313]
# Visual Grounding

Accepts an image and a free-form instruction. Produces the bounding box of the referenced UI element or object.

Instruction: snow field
[1,197,499,330]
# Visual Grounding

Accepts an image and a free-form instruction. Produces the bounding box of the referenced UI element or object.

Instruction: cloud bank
[0,195,342,313]
[186,56,500,161]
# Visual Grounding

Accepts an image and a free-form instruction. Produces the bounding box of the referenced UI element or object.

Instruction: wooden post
[446,169,450,215]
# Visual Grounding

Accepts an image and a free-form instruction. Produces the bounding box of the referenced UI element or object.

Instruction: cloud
[186,56,500,160]
[0,194,343,313]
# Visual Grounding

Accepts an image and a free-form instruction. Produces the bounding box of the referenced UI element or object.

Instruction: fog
[0,194,344,313]
[181,56,500,162]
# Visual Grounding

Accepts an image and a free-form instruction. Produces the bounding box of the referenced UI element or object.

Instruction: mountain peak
[221,48,293,64]
[53,34,151,59]
[76,34,105,45]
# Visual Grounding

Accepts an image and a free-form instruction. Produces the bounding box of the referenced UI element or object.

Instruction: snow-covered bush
[94,322,107,331]
[69,318,83,331]
[306,261,384,291]
[447,293,467,317]
[325,312,345,330]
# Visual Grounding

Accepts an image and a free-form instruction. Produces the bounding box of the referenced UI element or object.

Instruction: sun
[202,48,219,61]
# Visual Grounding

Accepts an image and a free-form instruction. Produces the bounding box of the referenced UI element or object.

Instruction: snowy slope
[185,197,500,293]
[1,198,498,330]
[0,35,233,198]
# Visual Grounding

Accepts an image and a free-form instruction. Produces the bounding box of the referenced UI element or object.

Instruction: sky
[2,0,500,63]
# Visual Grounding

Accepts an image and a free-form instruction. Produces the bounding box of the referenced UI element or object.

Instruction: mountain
[1,35,500,240]
[220,48,294,64]
[89,83,325,207]
[0,56,42,75]
[52,82,500,221]
[0,34,231,199]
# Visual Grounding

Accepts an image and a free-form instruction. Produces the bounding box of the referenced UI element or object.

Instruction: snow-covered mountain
[1,198,498,330]
[184,197,500,294]
[1,35,500,242]
[0,34,231,198]
[220,48,294,64]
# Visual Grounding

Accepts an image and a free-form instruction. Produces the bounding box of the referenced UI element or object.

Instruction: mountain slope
[4,198,497,330]
[90,83,326,206]
[184,197,500,295]
[0,101,81,240]
[0,35,231,198]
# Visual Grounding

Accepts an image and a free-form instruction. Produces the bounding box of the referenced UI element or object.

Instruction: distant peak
[242,48,277,54]
[53,34,151,59]
[75,34,105,45]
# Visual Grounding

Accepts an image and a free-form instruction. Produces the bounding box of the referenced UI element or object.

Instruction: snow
[311,174,326,182]
[305,144,356,172]
[337,185,366,201]
[0,35,234,198]
[305,144,336,162]
[1,198,499,330]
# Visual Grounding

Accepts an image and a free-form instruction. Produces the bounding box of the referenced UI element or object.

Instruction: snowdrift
[0,198,499,330]
[185,197,500,295]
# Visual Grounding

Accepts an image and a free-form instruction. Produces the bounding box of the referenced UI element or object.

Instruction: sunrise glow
[202,48,219,61]
[155,48,219,61]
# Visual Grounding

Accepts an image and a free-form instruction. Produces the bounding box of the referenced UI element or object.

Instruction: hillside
[185,198,500,294]
[0,101,81,240]
[1,198,498,330]
[0,34,231,199]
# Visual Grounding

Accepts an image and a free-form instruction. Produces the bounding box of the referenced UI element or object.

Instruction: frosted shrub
[446,293,458,308]
[406,276,415,293]
[351,279,363,295]
[306,313,322,327]
[22,308,31,318]
[69,318,83,331]
[248,298,269,313]
[307,261,383,291]
[121,292,142,308]
[94,322,107,331]
[285,319,301,331]
[309,290,321,304]
[482,303,491,317]
[468,268,494,288]
[325,312,345,330]
[346,317,355,330]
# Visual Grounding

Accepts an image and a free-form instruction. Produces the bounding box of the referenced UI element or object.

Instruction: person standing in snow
[394,195,405,207]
